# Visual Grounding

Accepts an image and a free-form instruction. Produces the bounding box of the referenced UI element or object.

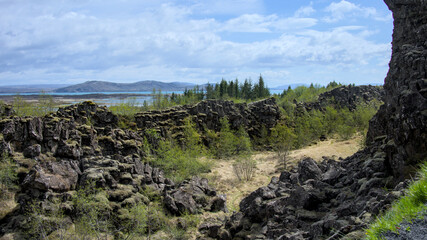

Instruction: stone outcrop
[202,0,427,239]
[298,85,384,112]
[164,177,227,215]
[367,0,427,180]
[135,98,280,139]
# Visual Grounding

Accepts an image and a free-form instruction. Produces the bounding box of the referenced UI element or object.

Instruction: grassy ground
[365,162,427,240]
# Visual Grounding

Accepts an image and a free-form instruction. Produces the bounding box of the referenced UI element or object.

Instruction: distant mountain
[54,80,198,93]
[0,84,71,93]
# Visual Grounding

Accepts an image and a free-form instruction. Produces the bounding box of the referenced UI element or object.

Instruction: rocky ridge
[297,85,384,113]
[135,98,280,140]
[200,1,427,239]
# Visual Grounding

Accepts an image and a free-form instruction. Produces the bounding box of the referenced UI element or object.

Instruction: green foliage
[109,97,140,116]
[270,123,296,169]
[181,117,207,156]
[277,92,381,148]
[149,119,212,182]
[0,153,18,199]
[119,202,168,239]
[11,93,58,117]
[211,118,252,158]
[366,162,427,239]
[72,181,112,239]
[205,75,270,100]
[26,200,69,239]
[279,82,342,105]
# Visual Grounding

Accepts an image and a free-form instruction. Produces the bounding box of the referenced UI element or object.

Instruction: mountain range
[53,80,198,93]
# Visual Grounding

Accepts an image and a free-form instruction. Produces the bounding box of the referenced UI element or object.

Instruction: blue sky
[0,0,392,87]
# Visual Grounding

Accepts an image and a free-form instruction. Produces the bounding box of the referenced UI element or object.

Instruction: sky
[0,0,393,88]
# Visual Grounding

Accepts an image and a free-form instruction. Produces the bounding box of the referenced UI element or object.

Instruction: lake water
[1,90,285,106]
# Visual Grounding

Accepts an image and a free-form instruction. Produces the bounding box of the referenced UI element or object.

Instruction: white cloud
[0,0,391,86]
[190,0,264,16]
[324,0,390,23]
[295,3,315,17]
[221,14,317,33]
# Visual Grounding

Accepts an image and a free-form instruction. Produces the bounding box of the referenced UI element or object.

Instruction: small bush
[211,118,252,158]
[232,156,257,181]
[0,154,18,199]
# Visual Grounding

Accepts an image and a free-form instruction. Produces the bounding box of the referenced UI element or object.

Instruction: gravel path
[382,212,427,240]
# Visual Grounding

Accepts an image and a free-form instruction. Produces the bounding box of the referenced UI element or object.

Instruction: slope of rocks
[201,1,427,239]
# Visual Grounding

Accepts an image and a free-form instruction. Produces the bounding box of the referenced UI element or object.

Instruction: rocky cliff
[367,0,427,180]
[202,1,427,239]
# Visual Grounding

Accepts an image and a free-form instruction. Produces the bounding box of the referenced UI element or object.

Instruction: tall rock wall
[367,0,427,179]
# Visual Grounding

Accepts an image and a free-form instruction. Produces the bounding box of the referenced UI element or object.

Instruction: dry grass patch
[204,135,362,212]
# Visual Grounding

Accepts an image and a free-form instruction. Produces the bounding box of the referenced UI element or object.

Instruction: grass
[365,161,427,239]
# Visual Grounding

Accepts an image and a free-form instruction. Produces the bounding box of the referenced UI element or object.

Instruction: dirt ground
[205,135,363,212]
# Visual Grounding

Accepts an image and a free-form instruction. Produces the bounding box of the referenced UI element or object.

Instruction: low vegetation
[0,153,18,200]
[365,161,427,240]
[8,93,57,117]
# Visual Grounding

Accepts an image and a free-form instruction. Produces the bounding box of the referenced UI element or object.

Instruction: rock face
[367,0,427,180]
[203,0,427,239]
[135,98,280,139]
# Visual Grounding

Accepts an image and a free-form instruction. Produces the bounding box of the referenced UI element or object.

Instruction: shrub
[270,123,295,169]
[151,119,212,182]
[232,156,257,181]
[26,200,69,239]
[153,139,211,182]
[0,154,18,199]
[120,203,168,239]
[212,118,252,158]
[72,181,112,239]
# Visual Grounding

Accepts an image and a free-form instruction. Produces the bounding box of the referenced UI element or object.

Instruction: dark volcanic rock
[164,177,226,216]
[367,0,427,180]
[135,98,280,140]
[297,85,384,113]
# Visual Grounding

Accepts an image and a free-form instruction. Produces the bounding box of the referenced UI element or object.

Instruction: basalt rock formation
[297,85,384,113]
[367,0,427,180]
[202,1,427,239]
[135,98,280,140]
[0,99,279,237]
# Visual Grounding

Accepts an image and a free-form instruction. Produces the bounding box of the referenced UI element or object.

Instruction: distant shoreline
[0,93,159,104]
